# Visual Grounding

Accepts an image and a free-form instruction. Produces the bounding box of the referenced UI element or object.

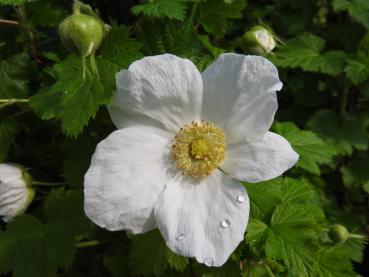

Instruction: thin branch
[0,18,19,25]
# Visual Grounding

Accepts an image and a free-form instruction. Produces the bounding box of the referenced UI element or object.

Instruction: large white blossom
[0,163,35,222]
[84,53,298,266]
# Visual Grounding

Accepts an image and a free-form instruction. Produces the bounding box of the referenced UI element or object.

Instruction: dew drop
[176,234,185,241]
[220,219,230,228]
[237,194,246,203]
[204,257,214,266]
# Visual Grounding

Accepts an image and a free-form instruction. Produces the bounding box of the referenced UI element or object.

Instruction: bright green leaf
[131,0,189,21]
[274,122,337,174]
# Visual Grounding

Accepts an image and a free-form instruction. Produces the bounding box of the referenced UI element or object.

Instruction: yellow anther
[172,121,226,178]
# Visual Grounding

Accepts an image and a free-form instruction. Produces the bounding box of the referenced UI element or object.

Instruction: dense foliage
[0,0,368,276]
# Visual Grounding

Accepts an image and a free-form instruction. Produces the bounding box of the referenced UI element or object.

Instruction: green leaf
[100,26,143,69]
[340,153,369,189]
[345,55,369,85]
[196,0,247,36]
[30,56,114,137]
[129,230,188,276]
[0,215,76,277]
[307,110,369,155]
[103,240,130,277]
[333,0,369,29]
[0,0,27,5]
[271,34,347,76]
[273,122,337,174]
[43,188,91,237]
[312,246,355,277]
[137,19,212,70]
[131,0,189,21]
[129,230,168,276]
[0,119,17,162]
[246,178,324,276]
[0,53,34,99]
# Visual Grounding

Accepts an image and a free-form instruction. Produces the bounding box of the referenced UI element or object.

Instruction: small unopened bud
[59,0,107,78]
[328,224,350,243]
[241,25,276,55]
[0,163,35,222]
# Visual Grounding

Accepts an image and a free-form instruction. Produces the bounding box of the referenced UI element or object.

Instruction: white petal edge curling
[109,54,203,133]
[84,126,174,233]
[221,131,299,183]
[154,170,250,267]
[201,53,282,144]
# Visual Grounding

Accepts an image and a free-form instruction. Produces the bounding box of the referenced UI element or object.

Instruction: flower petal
[109,54,203,132]
[84,126,174,233]
[201,53,282,143]
[0,163,23,183]
[154,171,249,266]
[221,132,299,183]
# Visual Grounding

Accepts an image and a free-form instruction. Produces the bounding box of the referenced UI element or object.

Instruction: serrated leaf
[100,26,143,69]
[30,56,115,137]
[271,34,347,76]
[333,0,369,29]
[131,0,189,21]
[137,19,212,70]
[0,119,17,162]
[43,188,91,237]
[246,178,324,276]
[307,110,369,155]
[196,0,247,36]
[312,246,355,277]
[345,55,369,85]
[0,215,76,277]
[0,53,34,99]
[273,122,337,175]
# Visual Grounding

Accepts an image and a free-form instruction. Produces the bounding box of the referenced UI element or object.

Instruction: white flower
[84,53,298,266]
[0,163,35,222]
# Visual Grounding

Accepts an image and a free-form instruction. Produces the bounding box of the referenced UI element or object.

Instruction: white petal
[109,54,203,132]
[154,171,249,266]
[84,126,174,233]
[0,163,23,184]
[201,54,282,144]
[221,132,299,183]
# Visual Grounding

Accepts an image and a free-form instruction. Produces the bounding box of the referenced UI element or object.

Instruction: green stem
[76,239,113,248]
[188,1,199,26]
[32,181,67,186]
[264,264,276,277]
[0,98,29,104]
[349,233,367,240]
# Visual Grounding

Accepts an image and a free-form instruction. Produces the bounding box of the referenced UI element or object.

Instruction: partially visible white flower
[242,25,276,54]
[84,53,298,267]
[0,163,35,222]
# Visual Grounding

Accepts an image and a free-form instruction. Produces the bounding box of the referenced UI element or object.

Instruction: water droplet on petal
[237,194,246,203]
[176,234,185,241]
[220,219,230,228]
[204,257,214,266]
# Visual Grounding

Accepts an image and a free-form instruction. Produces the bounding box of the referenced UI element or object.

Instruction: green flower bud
[59,13,104,58]
[328,224,350,243]
[59,1,107,79]
[241,25,276,55]
[0,163,35,222]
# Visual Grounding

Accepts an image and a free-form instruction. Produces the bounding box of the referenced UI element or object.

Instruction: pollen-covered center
[172,121,226,178]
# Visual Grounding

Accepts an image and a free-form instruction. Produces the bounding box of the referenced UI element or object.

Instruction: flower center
[172,121,226,178]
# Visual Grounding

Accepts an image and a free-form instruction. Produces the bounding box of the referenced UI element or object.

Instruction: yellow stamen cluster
[172,121,226,178]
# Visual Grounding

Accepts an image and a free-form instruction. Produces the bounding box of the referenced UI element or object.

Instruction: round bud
[328,224,350,243]
[0,163,35,222]
[241,25,276,55]
[59,13,104,58]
